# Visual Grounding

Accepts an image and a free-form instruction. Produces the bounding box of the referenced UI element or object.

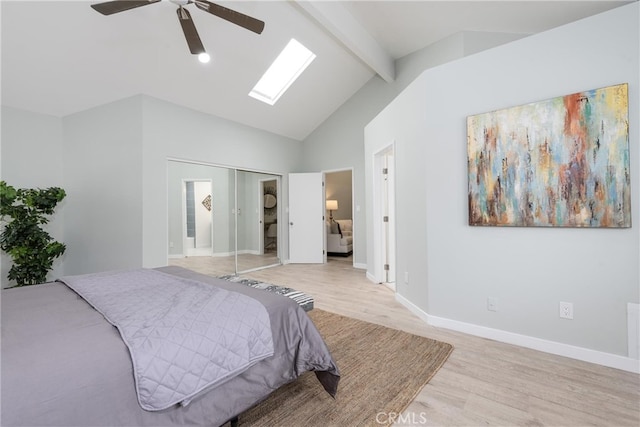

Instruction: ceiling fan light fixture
[198,53,211,63]
[249,38,316,106]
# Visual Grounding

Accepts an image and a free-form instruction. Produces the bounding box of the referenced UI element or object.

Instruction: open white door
[288,172,324,263]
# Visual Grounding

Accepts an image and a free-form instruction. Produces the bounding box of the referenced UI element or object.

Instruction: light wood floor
[170,256,640,426]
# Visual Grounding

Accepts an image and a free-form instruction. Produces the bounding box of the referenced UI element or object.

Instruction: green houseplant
[0,181,66,286]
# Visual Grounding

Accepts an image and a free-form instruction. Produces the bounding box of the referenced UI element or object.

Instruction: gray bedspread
[1,266,340,426]
[58,269,274,411]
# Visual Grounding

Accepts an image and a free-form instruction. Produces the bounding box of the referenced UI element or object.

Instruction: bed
[1,266,340,426]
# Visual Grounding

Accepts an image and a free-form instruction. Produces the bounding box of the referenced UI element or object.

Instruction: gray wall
[62,97,144,275]
[365,3,639,358]
[1,107,65,287]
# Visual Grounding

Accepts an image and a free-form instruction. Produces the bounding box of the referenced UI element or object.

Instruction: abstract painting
[467,83,630,227]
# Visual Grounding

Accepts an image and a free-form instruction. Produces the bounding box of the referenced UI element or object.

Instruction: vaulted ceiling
[1,1,633,140]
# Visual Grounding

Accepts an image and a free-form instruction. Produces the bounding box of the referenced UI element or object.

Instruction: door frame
[258,177,280,257]
[372,142,396,285]
[322,167,355,266]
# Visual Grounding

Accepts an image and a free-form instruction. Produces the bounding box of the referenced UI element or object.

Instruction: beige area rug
[238,309,454,427]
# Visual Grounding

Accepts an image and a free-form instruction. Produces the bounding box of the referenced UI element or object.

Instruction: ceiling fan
[90,0,264,58]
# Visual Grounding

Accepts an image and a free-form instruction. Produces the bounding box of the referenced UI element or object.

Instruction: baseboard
[395,293,640,374]
[171,251,239,258]
[212,251,234,257]
[185,248,214,256]
[282,259,362,268]
[234,249,260,256]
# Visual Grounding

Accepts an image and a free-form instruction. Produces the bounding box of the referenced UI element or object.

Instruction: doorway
[324,168,354,266]
[182,180,213,256]
[260,178,278,255]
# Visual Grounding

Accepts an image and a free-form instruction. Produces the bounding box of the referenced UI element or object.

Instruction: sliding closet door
[168,160,281,275]
[167,161,234,276]
[236,170,280,273]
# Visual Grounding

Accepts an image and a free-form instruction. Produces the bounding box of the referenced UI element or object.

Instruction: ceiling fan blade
[193,0,264,34]
[90,0,161,16]
[177,7,206,55]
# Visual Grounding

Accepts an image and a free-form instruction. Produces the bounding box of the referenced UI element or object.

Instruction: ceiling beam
[294,1,395,83]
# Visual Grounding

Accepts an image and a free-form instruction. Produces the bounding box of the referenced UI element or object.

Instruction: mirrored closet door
[167,159,281,276]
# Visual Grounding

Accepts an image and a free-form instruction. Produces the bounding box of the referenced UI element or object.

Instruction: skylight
[249,39,316,106]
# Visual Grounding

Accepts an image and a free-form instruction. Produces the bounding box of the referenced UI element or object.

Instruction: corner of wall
[461,30,530,56]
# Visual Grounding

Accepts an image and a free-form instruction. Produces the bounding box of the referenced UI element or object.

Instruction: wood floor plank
[170,255,640,426]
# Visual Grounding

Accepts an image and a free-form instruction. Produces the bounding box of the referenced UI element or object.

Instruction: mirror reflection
[235,170,280,272]
[167,160,281,276]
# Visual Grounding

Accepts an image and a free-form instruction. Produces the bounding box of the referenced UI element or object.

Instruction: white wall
[365,3,639,364]
[1,107,65,287]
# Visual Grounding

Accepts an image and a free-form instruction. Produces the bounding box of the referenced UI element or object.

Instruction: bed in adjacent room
[1,266,339,426]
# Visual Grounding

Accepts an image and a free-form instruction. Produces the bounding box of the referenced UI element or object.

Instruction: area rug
[238,309,454,426]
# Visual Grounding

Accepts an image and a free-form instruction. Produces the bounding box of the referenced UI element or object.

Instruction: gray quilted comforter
[58,268,274,411]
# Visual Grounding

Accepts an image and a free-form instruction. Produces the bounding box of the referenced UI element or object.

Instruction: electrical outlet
[487,297,498,312]
[559,301,574,319]
[404,272,409,284]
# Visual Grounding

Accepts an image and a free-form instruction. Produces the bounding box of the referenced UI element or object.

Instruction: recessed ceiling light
[249,39,316,106]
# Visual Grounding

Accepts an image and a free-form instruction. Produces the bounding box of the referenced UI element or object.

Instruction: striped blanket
[218,275,314,312]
